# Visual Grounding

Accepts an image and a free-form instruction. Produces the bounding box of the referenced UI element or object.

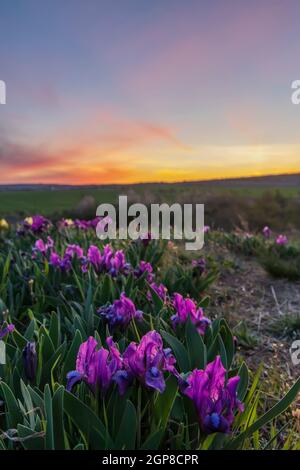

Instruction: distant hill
[0,173,299,191]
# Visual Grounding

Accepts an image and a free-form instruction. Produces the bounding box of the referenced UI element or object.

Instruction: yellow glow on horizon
[3,143,300,185]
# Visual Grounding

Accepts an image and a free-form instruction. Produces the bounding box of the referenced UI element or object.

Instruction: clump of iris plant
[171,293,211,335]
[66,332,176,396]
[0,322,14,340]
[86,244,130,276]
[49,252,70,271]
[147,282,168,302]
[74,217,101,230]
[49,243,84,272]
[134,261,154,282]
[97,293,143,332]
[276,234,288,246]
[100,245,123,275]
[49,248,81,272]
[262,226,271,238]
[114,330,177,394]
[23,341,37,381]
[34,239,131,277]
[34,238,84,272]
[32,236,54,256]
[181,356,244,434]
[18,215,51,235]
[191,257,206,275]
[108,249,130,277]
[66,336,122,394]
[58,217,101,231]
[86,245,102,271]
[65,244,84,259]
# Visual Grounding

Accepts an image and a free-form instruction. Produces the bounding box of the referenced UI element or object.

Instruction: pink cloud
[0,110,189,184]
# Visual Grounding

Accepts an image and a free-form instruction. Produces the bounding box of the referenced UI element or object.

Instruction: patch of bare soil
[207,248,300,384]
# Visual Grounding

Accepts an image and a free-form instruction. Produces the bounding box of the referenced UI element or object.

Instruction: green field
[0,188,117,217]
[0,185,299,218]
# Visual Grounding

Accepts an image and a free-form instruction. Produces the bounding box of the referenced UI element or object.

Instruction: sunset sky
[0,0,300,184]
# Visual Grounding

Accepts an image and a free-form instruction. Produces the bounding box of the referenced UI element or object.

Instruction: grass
[0,185,299,218]
[258,245,300,281]
[0,188,118,217]
[268,314,300,339]
[233,320,260,349]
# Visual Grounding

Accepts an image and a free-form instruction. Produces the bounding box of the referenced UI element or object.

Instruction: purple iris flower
[66,336,122,394]
[276,234,288,246]
[24,215,51,233]
[97,293,143,332]
[74,219,89,230]
[87,245,102,271]
[49,251,72,272]
[147,282,168,303]
[80,256,89,273]
[23,341,37,381]
[0,323,14,340]
[101,246,130,276]
[109,250,129,276]
[65,244,84,259]
[102,245,114,269]
[47,244,83,272]
[262,226,271,238]
[171,293,211,335]
[49,251,62,267]
[191,258,206,275]
[134,261,154,282]
[59,256,72,271]
[34,239,47,254]
[74,217,101,230]
[89,217,102,228]
[182,356,244,434]
[33,236,54,256]
[74,218,102,230]
[85,245,129,276]
[114,331,177,394]
[102,245,113,270]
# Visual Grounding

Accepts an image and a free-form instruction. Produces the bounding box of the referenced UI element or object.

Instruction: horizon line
[1,171,300,188]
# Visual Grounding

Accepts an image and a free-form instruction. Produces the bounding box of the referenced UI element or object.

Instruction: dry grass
[203,241,300,385]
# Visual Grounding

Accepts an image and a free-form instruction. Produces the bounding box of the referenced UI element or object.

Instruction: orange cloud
[1,106,300,185]
[0,111,190,184]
